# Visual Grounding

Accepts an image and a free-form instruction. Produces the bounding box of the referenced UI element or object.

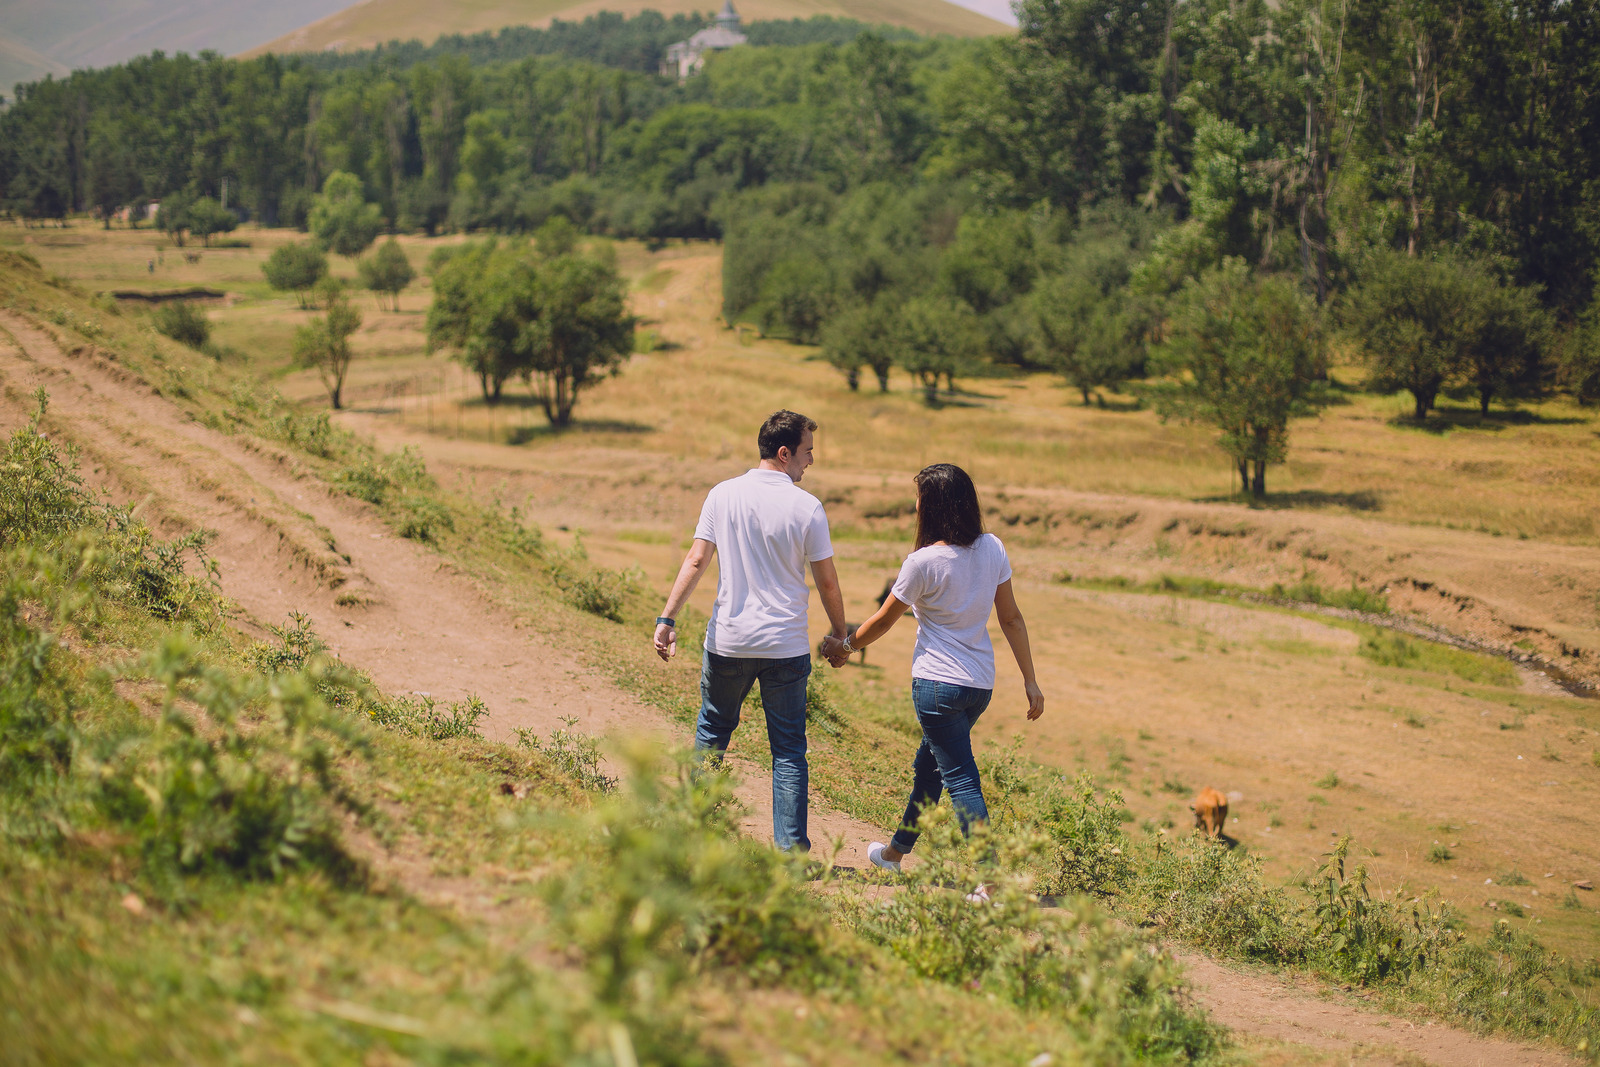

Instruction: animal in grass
[818,578,896,665]
[1190,787,1229,839]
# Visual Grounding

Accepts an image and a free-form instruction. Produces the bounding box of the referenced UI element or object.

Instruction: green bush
[838,805,1218,1062]
[368,692,488,741]
[515,718,616,792]
[1426,843,1453,862]
[397,496,454,542]
[151,301,211,350]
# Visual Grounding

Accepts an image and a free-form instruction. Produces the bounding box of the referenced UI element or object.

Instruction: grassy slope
[0,251,1211,1066]
[8,225,1600,1059]
[245,0,1007,57]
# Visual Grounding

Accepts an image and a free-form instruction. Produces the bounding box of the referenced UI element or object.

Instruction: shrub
[838,805,1218,1062]
[367,692,488,741]
[515,718,616,792]
[541,750,842,1009]
[1426,843,1453,862]
[397,496,453,542]
[151,301,211,350]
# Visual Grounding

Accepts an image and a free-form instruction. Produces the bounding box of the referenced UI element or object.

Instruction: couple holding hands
[652,410,1044,874]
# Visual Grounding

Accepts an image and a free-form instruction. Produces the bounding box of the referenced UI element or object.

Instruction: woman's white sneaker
[867,842,901,872]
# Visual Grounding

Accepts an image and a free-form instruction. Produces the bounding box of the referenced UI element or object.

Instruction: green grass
[1057,570,1390,614]
[1358,632,1520,687]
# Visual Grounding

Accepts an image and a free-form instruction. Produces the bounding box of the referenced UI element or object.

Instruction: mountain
[247,0,1008,57]
[0,0,351,94]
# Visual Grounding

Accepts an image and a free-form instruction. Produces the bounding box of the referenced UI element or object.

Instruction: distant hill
[0,0,350,94]
[247,0,1008,58]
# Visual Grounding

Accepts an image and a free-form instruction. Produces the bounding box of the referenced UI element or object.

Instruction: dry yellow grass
[13,220,1600,966]
[243,0,1007,57]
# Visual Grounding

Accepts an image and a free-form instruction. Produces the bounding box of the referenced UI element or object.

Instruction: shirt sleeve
[992,535,1013,584]
[803,502,833,562]
[889,552,924,607]
[693,489,717,544]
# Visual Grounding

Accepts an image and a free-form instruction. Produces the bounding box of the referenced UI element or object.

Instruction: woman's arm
[994,580,1044,720]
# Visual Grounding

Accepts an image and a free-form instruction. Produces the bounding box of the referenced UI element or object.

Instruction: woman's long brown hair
[913,463,984,549]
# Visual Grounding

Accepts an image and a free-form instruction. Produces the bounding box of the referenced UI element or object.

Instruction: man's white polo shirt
[693,468,833,659]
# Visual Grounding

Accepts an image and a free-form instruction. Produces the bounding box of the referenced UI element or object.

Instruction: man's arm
[655,538,715,661]
[810,557,849,658]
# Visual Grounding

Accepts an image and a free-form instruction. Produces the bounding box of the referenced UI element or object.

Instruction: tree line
[3,1,1598,488]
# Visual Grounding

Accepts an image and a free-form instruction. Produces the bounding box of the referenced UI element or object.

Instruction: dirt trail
[0,309,1582,1067]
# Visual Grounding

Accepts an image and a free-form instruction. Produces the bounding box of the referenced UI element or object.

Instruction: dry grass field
[10,219,1600,974]
[245,0,1007,58]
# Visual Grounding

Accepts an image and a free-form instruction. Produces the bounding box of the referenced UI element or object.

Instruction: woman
[826,463,1044,878]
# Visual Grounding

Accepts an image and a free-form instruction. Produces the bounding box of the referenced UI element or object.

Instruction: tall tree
[309,171,384,257]
[1156,261,1322,496]
[293,281,363,409]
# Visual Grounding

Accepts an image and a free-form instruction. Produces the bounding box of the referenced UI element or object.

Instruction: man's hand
[653,622,677,661]
[1024,680,1045,721]
[820,632,850,668]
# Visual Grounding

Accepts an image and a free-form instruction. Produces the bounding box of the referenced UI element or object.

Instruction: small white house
[662,1,748,79]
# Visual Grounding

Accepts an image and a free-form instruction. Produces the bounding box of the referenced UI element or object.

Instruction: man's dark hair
[914,463,984,549]
[757,410,817,460]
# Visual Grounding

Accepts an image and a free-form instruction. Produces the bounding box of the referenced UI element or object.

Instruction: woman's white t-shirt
[889,533,1012,689]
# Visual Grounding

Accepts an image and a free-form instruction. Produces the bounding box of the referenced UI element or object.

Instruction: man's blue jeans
[890,678,992,854]
[694,650,812,851]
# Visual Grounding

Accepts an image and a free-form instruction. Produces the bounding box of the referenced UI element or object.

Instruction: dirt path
[0,311,880,862]
[1178,950,1580,1066]
[0,310,1582,1067]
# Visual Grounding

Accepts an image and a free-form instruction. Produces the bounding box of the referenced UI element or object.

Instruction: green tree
[1155,261,1321,497]
[262,241,330,308]
[821,300,900,392]
[293,282,363,409]
[1559,282,1600,405]
[427,241,523,402]
[1341,251,1480,420]
[1033,274,1142,405]
[1459,270,1552,415]
[898,297,981,405]
[156,194,192,247]
[186,196,237,247]
[309,171,384,258]
[525,252,635,426]
[358,238,416,311]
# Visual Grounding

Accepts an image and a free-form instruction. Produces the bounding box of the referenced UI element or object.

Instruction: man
[653,410,848,851]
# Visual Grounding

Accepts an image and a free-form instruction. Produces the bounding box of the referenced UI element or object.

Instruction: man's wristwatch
[656,616,676,629]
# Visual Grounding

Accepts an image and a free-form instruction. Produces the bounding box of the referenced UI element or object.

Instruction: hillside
[0,0,349,93]
[248,0,1008,57]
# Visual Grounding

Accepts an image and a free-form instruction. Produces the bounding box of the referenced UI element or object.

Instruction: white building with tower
[661,2,748,79]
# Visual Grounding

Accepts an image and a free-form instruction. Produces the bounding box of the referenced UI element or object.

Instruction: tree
[1155,261,1321,497]
[427,241,522,402]
[1559,281,1600,405]
[524,252,635,426]
[1033,273,1143,405]
[309,171,384,258]
[1341,251,1478,420]
[1459,269,1552,415]
[262,241,330,308]
[821,300,900,391]
[293,282,363,409]
[156,194,192,247]
[358,238,415,311]
[897,297,982,404]
[186,196,237,247]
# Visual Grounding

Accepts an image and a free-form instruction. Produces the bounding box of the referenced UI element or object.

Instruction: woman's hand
[1024,680,1044,721]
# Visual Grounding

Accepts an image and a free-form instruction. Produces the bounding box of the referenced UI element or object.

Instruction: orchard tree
[262,241,329,308]
[1033,273,1143,405]
[1342,251,1470,420]
[525,251,635,426]
[898,297,982,404]
[1156,260,1321,497]
[821,299,900,391]
[1459,268,1552,415]
[294,281,362,409]
[186,197,237,246]
[359,238,415,311]
[309,171,383,258]
[156,194,191,246]
[427,241,523,402]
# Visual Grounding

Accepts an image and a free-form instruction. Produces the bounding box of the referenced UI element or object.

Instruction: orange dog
[1190,787,1229,839]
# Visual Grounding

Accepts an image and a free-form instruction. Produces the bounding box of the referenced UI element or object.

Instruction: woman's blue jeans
[890,678,992,854]
[694,650,812,852]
